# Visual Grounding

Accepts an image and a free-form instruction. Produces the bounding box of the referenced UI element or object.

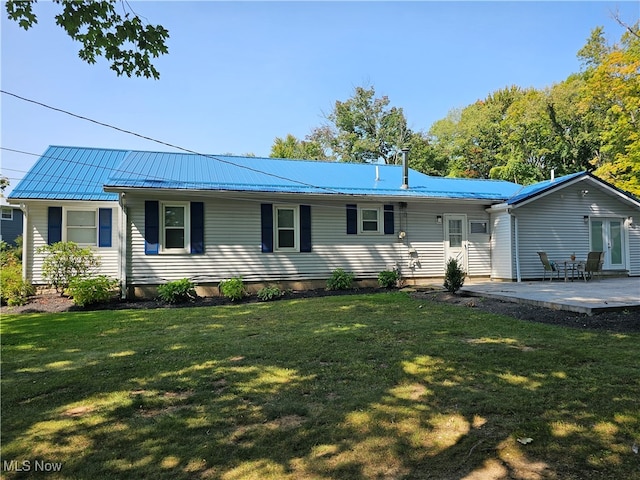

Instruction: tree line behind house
[270,25,639,196]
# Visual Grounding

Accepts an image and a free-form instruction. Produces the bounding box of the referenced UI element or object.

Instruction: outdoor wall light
[583,215,589,223]
[398,231,406,239]
[436,215,442,224]
[581,189,589,196]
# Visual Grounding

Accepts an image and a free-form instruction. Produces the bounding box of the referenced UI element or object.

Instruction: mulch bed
[3,287,639,334]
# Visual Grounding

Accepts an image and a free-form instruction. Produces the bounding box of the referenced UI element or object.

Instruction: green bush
[157,278,197,304]
[257,285,283,302]
[37,242,100,292]
[0,238,21,267]
[68,276,119,307]
[443,257,466,293]
[219,277,246,301]
[377,269,399,288]
[0,261,34,306]
[326,268,354,291]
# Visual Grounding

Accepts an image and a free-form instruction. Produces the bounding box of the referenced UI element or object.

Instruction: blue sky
[2,1,639,194]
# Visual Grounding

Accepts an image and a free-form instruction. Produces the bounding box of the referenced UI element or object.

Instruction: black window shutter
[260,203,273,253]
[190,202,204,254]
[346,204,357,234]
[144,201,159,255]
[384,204,395,235]
[98,208,112,247]
[300,205,312,252]
[47,206,62,244]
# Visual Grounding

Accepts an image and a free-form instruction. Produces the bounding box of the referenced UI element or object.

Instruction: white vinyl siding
[125,195,496,285]
[513,183,639,279]
[403,203,492,278]
[23,201,120,285]
[490,210,514,280]
[128,197,402,283]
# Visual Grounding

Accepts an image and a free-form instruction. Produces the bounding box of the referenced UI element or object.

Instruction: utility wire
[2,147,454,223]
[1,90,345,195]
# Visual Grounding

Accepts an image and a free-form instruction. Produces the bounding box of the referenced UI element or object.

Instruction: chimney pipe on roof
[400,147,410,190]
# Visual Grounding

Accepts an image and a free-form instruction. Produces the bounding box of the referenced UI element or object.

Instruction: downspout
[118,193,128,299]
[510,209,521,282]
[20,203,28,282]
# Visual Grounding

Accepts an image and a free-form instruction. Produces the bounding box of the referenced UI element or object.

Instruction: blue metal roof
[9,146,126,201]
[105,150,522,200]
[506,171,586,205]
[11,146,525,202]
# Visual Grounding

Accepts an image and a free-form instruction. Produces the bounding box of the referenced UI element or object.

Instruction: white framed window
[360,207,381,234]
[161,202,190,253]
[65,209,97,245]
[1,207,13,221]
[275,205,299,251]
[470,221,489,234]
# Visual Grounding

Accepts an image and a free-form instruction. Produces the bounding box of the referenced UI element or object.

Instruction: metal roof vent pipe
[400,147,410,190]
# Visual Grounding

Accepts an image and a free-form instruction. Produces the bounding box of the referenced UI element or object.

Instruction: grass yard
[1,292,639,479]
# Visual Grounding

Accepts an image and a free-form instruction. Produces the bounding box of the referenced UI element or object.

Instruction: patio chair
[537,251,563,281]
[577,251,604,281]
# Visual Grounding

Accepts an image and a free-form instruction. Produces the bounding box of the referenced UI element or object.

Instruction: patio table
[562,259,584,282]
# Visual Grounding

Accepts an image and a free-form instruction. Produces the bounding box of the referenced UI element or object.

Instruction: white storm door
[444,214,467,271]
[590,218,624,269]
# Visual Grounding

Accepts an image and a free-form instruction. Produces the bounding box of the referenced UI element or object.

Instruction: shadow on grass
[1,293,638,479]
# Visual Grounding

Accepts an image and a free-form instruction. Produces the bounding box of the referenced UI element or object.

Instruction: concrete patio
[460,277,640,316]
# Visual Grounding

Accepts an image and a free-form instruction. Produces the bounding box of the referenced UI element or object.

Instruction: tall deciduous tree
[311,86,412,164]
[270,134,327,160]
[430,86,525,178]
[5,0,169,79]
[578,25,640,196]
[405,131,447,176]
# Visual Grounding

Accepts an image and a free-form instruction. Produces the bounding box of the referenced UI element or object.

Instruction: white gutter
[510,209,521,282]
[118,193,128,299]
[21,203,28,282]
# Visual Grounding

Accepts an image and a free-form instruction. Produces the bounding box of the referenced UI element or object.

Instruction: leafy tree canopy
[311,86,411,164]
[270,134,327,161]
[5,0,169,79]
[268,21,638,197]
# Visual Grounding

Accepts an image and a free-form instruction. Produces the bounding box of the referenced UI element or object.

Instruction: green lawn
[1,293,638,479]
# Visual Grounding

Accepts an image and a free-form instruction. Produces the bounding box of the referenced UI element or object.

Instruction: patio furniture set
[537,251,604,282]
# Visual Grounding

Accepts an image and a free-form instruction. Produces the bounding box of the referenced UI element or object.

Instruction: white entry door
[444,214,467,272]
[590,218,625,269]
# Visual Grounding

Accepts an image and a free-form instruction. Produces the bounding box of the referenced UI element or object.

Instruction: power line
[1,90,344,195]
[1,147,489,224]
[1,91,514,221]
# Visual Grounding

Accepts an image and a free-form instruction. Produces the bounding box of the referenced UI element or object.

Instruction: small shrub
[0,262,34,306]
[219,277,246,301]
[257,285,283,302]
[68,276,119,307]
[157,278,197,304]
[37,242,100,292]
[444,257,465,293]
[378,269,399,288]
[326,268,354,291]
